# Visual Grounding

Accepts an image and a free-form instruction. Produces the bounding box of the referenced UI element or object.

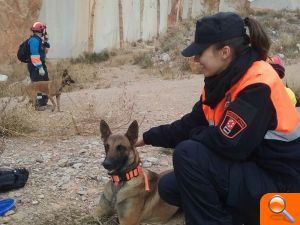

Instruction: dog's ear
[125,120,139,145]
[100,120,111,142]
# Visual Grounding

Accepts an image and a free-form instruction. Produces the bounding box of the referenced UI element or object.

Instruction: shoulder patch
[219,110,247,138]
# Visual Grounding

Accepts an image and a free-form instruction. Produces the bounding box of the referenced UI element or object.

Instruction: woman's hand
[135,139,145,147]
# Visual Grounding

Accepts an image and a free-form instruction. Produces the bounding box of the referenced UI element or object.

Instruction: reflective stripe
[202,62,300,141]
[264,124,300,142]
[30,55,42,67]
[208,120,214,126]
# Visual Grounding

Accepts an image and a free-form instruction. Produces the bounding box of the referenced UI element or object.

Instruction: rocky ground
[0,64,204,225]
[1,59,299,224]
[0,8,299,224]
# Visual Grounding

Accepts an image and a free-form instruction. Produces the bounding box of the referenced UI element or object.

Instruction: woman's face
[194,45,233,77]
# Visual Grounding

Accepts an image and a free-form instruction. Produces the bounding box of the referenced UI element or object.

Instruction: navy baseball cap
[182,12,246,57]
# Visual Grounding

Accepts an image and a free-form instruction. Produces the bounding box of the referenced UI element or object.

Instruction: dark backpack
[17,39,30,63]
[0,168,29,192]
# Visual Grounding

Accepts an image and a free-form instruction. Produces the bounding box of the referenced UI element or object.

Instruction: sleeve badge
[219,110,247,138]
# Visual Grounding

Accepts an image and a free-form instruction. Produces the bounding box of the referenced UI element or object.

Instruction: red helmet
[31,21,46,32]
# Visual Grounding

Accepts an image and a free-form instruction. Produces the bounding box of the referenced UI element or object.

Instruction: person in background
[27,21,50,108]
[135,12,300,225]
[268,55,297,106]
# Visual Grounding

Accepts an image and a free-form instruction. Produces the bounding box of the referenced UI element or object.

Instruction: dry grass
[159,29,186,54]
[24,85,140,138]
[253,9,300,60]
[159,19,194,54]
[73,86,138,136]
[0,85,139,139]
[0,60,141,138]
[0,97,35,137]
[133,52,153,69]
[159,148,173,156]
[76,215,119,225]
[272,32,300,58]
[109,49,138,67]
[155,57,192,80]
[0,61,68,98]
[60,50,147,88]
[235,0,251,17]
[153,20,196,78]
[0,83,9,98]
[0,137,5,155]
[0,63,27,84]
[0,60,58,86]
[71,51,110,64]
[161,33,185,53]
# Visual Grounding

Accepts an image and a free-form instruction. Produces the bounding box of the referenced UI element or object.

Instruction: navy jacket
[143,84,300,180]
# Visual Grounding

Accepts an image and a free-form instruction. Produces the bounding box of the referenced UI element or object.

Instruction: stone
[83,145,91,150]
[58,159,70,167]
[72,163,83,170]
[32,200,39,205]
[36,158,44,163]
[4,210,15,216]
[77,190,86,196]
[161,53,170,62]
[142,161,152,168]
[160,160,169,166]
[79,150,87,155]
[145,157,159,164]
[91,141,99,145]
[38,195,45,199]
[14,193,22,198]
[100,176,110,183]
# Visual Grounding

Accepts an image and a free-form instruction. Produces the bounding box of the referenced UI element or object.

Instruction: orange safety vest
[202,61,300,142]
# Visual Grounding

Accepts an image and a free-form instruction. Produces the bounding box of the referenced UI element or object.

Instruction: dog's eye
[104,144,109,152]
[116,145,126,152]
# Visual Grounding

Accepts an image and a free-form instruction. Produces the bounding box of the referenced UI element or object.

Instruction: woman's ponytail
[244,17,270,60]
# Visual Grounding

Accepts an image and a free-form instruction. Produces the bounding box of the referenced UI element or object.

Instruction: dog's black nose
[102,159,114,170]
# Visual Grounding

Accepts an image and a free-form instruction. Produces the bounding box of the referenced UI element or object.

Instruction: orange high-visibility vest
[202,61,300,142]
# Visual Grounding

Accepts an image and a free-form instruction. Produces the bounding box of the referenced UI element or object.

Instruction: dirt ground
[0,63,201,225]
[0,59,299,225]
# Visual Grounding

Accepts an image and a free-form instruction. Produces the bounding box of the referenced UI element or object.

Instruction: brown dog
[21,69,75,111]
[94,120,178,225]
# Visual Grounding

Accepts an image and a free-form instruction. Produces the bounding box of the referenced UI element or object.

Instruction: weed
[133,53,153,69]
[159,148,173,155]
[0,97,34,137]
[71,51,110,64]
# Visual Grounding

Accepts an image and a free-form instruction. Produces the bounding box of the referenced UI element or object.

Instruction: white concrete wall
[73,1,90,57]
[182,0,190,19]
[192,0,203,18]
[219,0,236,12]
[39,0,217,59]
[141,0,158,40]
[122,0,141,42]
[159,0,169,34]
[93,0,120,53]
[39,0,89,58]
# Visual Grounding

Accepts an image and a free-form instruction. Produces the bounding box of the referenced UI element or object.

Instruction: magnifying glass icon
[268,195,295,223]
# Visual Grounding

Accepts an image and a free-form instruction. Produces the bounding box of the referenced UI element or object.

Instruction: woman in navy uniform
[135,12,300,225]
